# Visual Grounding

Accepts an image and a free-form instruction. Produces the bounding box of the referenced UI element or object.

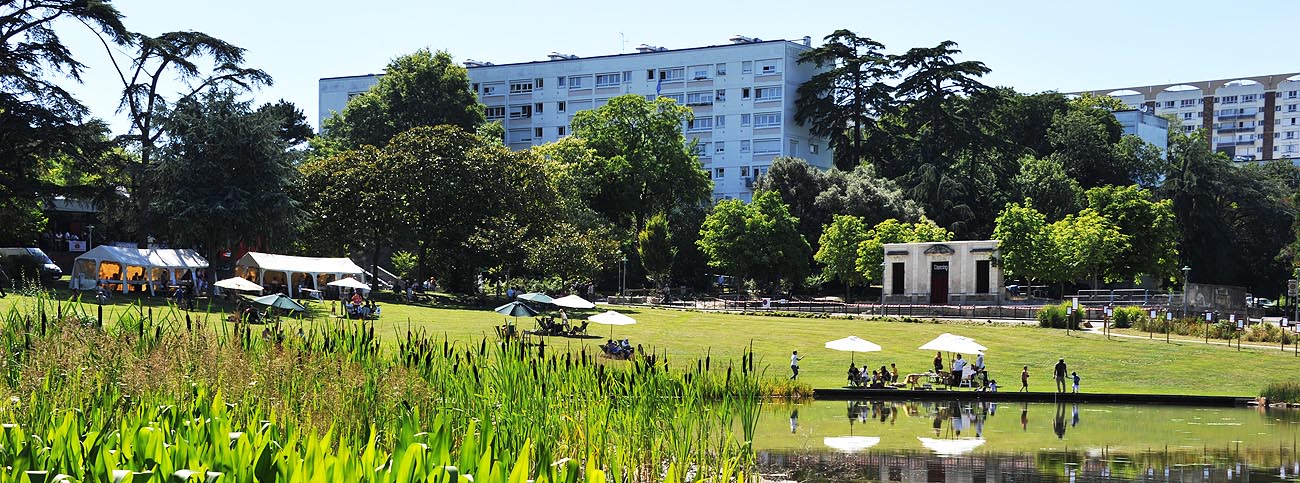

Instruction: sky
[46,0,1300,133]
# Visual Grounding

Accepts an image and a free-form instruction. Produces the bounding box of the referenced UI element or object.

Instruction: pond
[755,400,1300,482]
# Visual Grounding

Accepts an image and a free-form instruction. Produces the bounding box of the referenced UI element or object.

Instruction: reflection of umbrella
[327,277,371,291]
[517,292,554,304]
[588,310,635,338]
[917,437,985,455]
[823,436,881,453]
[918,333,987,355]
[494,301,538,327]
[252,293,306,312]
[553,295,596,309]
[215,277,262,292]
[825,336,882,364]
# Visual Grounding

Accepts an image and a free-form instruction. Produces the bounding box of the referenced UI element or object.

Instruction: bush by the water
[1037,303,1082,330]
[1110,306,1147,329]
[1261,381,1300,403]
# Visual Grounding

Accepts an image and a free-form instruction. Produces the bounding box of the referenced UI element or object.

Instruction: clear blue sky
[49,0,1300,132]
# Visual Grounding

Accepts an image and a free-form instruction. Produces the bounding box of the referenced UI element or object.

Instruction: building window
[740,166,750,177]
[508,105,532,119]
[535,103,544,114]
[754,112,781,128]
[471,83,479,92]
[693,142,710,157]
[1180,99,1196,108]
[741,61,753,74]
[646,69,655,80]
[715,89,726,102]
[534,78,544,89]
[557,101,566,112]
[715,63,727,76]
[687,117,713,132]
[809,144,819,154]
[509,81,533,94]
[482,83,502,95]
[976,260,990,294]
[715,141,725,154]
[663,93,684,104]
[1289,104,1297,112]
[741,88,751,99]
[753,138,780,154]
[557,126,566,136]
[715,115,726,127]
[1182,112,1193,120]
[1221,95,1238,104]
[1163,101,1175,108]
[1289,91,1298,98]
[789,139,797,154]
[622,71,632,83]
[568,76,586,89]
[715,167,725,178]
[755,86,782,101]
[1242,94,1257,102]
[557,76,566,87]
[685,91,713,106]
[740,140,751,153]
[485,106,505,120]
[890,262,905,294]
[689,65,710,80]
[658,67,684,81]
[756,59,780,75]
[595,73,621,87]
[741,114,751,126]
[534,127,543,138]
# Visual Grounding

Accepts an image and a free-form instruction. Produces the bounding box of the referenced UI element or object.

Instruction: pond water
[755,400,1300,482]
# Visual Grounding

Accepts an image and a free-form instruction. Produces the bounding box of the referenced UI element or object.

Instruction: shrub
[1110,306,1146,329]
[1261,381,1300,403]
[1037,303,1081,330]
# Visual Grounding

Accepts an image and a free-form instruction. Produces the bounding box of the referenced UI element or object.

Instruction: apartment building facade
[1073,73,1300,161]
[318,37,833,201]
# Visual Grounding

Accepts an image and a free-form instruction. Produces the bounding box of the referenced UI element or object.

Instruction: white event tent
[69,246,209,295]
[233,252,366,298]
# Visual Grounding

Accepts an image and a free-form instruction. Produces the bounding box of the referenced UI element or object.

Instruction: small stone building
[882,240,1002,305]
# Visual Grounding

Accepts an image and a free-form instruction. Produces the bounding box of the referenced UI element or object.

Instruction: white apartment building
[318,37,833,201]
[1074,73,1300,161]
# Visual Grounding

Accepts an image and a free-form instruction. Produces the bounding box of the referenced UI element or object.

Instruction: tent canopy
[75,246,208,270]
[918,333,987,355]
[235,252,364,276]
[69,246,208,291]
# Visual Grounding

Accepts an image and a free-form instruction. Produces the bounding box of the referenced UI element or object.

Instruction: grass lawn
[1,291,1289,397]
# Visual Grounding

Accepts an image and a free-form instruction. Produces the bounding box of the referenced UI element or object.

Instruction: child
[1020,366,1030,392]
[988,380,998,392]
[1071,371,1080,393]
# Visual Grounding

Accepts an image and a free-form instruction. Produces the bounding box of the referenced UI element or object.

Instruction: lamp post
[87,225,95,250]
[1181,266,1191,318]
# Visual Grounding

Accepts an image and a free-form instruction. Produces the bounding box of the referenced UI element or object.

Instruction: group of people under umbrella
[214,275,374,321]
[493,293,639,358]
[826,333,993,390]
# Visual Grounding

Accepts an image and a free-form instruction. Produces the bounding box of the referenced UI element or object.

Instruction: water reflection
[756,400,1300,482]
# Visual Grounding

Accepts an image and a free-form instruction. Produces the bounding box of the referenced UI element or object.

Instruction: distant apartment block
[318,36,833,201]
[1113,109,1169,156]
[1074,73,1300,161]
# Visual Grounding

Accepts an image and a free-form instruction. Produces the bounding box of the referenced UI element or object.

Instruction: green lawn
[1,291,1289,396]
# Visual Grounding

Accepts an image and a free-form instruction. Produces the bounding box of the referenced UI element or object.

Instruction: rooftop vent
[462,59,493,68]
[802,36,811,47]
[547,52,579,61]
[729,35,761,44]
[635,44,667,53]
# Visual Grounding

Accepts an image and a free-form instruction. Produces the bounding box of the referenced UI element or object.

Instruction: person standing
[1054,358,1068,393]
[975,353,985,372]
[1020,365,1030,392]
[951,354,967,386]
[933,351,943,374]
[1071,371,1081,393]
[790,350,804,380]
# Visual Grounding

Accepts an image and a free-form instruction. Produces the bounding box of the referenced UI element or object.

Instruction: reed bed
[0,292,789,482]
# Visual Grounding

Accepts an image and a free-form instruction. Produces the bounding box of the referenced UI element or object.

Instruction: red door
[930,262,949,305]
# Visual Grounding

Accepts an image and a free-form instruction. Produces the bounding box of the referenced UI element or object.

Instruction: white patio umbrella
[327,277,371,291]
[918,333,987,355]
[553,294,596,309]
[917,437,985,456]
[824,336,882,364]
[588,310,636,339]
[214,277,262,293]
[823,436,881,453]
[517,292,554,304]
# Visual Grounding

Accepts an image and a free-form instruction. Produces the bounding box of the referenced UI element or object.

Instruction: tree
[794,29,896,170]
[1084,185,1178,284]
[1112,135,1166,188]
[1012,155,1082,221]
[0,0,127,243]
[815,163,923,227]
[815,214,869,301]
[1045,209,1126,287]
[147,90,300,257]
[570,94,711,232]
[985,88,1071,158]
[697,191,810,291]
[637,213,674,292]
[753,156,829,251]
[992,201,1051,283]
[297,145,400,278]
[1046,105,1124,188]
[322,49,484,149]
[854,217,953,282]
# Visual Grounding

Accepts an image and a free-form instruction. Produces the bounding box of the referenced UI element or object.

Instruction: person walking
[1054,358,1068,393]
[1020,365,1030,392]
[790,351,804,380]
[1071,371,1081,393]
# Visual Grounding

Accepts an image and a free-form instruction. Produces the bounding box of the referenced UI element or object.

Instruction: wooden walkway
[812,387,1253,406]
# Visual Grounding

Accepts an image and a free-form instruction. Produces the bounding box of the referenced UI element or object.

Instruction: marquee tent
[68,246,209,295]
[234,252,366,298]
